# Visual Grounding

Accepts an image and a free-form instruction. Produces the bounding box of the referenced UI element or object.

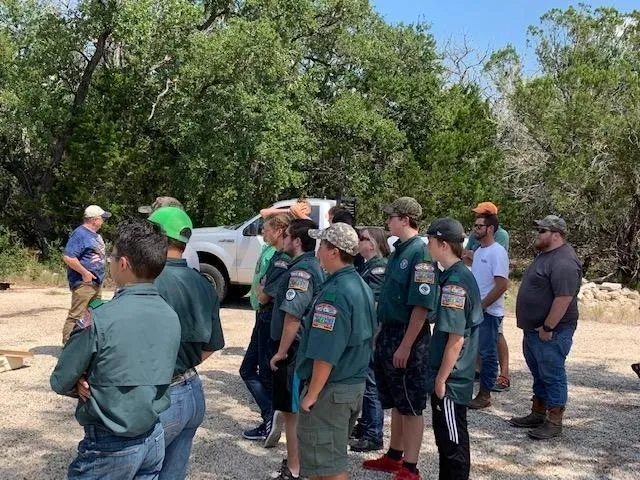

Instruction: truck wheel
[199,263,228,302]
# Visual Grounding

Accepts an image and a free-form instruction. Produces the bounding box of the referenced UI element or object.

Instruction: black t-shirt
[516,244,582,330]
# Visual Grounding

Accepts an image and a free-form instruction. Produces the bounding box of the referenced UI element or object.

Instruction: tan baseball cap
[84,205,111,219]
[138,196,184,214]
[308,222,359,256]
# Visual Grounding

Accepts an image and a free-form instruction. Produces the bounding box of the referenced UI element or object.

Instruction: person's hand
[82,271,96,283]
[76,375,91,401]
[535,326,553,342]
[393,344,411,369]
[435,379,446,399]
[270,351,287,371]
[300,392,318,412]
[462,249,474,262]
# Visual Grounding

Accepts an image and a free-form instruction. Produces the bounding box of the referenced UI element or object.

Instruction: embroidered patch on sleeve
[75,309,93,330]
[285,289,296,301]
[371,267,386,275]
[290,270,311,279]
[312,304,338,331]
[274,260,288,269]
[288,276,310,291]
[441,284,466,309]
[414,262,435,284]
[419,284,431,295]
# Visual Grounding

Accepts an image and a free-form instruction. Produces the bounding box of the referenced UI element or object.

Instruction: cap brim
[101,212,112,219]
[138,206,153,214]
[382,205,395,214]
[471,207,485,214]
[307,229,325,240]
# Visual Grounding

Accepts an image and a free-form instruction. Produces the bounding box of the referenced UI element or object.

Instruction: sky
[371,1,638,73]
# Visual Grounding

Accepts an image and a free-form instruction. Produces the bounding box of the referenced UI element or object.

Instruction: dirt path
[1,286,638,479]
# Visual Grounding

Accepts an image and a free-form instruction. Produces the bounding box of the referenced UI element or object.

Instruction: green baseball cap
[534,215,567,234]
[426,217,466,242]
[382,197,422,220]
[148,206,193,243]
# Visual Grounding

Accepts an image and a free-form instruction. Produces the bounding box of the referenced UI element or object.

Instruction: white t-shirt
[183,241,200,271]
[471,242,509,316]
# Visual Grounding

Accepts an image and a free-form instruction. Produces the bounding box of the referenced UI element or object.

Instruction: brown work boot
[527,406,564,440]
[509,396,546,428]
[468,388,491,409]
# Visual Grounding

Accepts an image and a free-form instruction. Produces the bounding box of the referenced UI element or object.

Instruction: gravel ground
[1,286,639,480]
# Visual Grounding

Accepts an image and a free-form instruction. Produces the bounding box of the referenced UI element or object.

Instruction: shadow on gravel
[0,306,66,319]
[0,426,71,479]
[30,345,62,358]
[220,346,246,357]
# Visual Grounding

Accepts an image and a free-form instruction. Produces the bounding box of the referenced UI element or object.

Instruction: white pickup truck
[189,198,336,302]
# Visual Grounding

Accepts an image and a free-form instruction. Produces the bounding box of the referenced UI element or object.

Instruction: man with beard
[510,215,581,440]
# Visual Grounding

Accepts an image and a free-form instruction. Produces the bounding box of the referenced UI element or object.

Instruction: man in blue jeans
[468,213,509,409]
[510,215,581,439]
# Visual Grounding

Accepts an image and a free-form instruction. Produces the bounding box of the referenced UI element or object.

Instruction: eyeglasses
[283,232,291,239]
[386,214,402,220]
[473,223,487,229]
[359,236,372,242]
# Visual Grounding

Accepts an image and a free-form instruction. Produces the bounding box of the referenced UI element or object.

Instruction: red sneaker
[362,455,403,473]
[394,466,421,480]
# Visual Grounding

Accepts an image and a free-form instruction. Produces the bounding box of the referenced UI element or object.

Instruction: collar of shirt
[392,235,421,254]
[439,260,466,284]
[326,264,356,282]
[113,282,159,298]
[288,251,316,268]
[165,258,188,267]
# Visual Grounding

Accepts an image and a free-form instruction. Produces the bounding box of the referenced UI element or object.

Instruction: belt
[171,368,197,386]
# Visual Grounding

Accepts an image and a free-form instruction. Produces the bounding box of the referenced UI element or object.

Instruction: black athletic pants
[431,393,470,480]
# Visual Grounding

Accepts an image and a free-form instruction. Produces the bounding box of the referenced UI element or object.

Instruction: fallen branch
[148,78,174,121]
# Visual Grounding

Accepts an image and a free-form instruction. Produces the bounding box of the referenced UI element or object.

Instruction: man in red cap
[463,202,511,393]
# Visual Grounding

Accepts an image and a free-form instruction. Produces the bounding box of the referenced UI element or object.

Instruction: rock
[593,290,608,301]
[624,290,640,301]
[581,282,598,290]
[600,282,623,291]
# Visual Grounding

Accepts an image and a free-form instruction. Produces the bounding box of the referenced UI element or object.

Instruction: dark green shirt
[428,261,483,404]
[377,236,438,324]
[297,265,377,384]
[360,256,387,302]
[262,250,291,312]
[271,251,324,341]
[154,258,224,376]
[50,284,181,437]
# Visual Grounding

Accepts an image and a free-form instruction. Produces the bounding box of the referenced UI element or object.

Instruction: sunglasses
[359,236,372,242]
[536,228,553,234]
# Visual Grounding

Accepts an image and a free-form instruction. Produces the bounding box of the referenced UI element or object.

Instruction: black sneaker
[242,423,267,440]
[272,459,304,480]
[264,410,283,448]
[349,422,364,440]
[350,437,384,452]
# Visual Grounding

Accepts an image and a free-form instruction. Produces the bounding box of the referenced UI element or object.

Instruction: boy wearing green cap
[426,217,483,480]
[149,206,225,479]
[50,219,181,478]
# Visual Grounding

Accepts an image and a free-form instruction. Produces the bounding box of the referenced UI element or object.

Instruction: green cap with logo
[148,206,193,243]
[382,196,422,220]
[426,217,466,243]
[308,222,359,256]
[534,215,567,234]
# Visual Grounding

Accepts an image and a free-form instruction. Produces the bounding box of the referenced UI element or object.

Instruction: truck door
[236,215,267,284]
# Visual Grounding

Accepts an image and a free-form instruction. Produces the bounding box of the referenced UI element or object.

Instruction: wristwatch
[542,324,554,332]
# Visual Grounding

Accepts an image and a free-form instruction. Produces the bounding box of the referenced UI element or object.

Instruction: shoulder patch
[290,270,311,279]
[418,284,431,296]
[441,284,467,310]
[400,258,409,269]
[288,275,309,292]
[75,309,93,330]
[274,260,289,269]
[414,262,435,284]
[315,302,338,315]
[312,306,337,332]
[371,267,386,275]
[285,289,296,301]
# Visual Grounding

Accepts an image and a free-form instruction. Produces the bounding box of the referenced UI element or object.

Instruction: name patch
[414,262,435,284]
[441,284,466,309]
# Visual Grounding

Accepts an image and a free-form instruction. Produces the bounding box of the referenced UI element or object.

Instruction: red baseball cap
[471,201,498,215]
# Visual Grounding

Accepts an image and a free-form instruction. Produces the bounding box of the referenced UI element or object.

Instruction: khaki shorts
[298,382,365,477]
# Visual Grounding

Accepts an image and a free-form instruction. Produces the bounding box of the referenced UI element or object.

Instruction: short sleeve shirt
[377,236,438,324]
[63,225,106,289]
[296,265,377,384]
[471,242,509,316]
[359,256,387,302]
[516,243,582,330]
[428,261,483,405]
[271,252,324,341]
[261,250,291,311]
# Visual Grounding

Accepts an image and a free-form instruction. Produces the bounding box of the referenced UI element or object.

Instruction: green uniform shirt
[428,260,483,404]
[297,265,377,384]
[262,250,291,312]
[467,226,509,252]
[50,283,181,437]
[359,256,387,302]
[377,236,438,324]
[154,258,225,376]
[250,244,276,310]
[271,251,324,341]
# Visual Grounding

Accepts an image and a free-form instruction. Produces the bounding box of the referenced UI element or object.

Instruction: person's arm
[300,360,333,412]
[63,255,96,283]
[537,256,581,340]
[434,333,465,399]
[257,285,272,305]
[536,296,574,342]
[202,285,225,361]
[270,313,301,369]
[481,276,509,310]
[50,322,97,397]
[393,305,428,369]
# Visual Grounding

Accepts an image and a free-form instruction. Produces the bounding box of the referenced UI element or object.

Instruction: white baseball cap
[84,205,112,219]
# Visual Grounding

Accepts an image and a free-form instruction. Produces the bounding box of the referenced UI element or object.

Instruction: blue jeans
[360,358,383,442]
[159,374,205,480]
[68,421,164,479]
[239,310,273,422]
[478,312,502,391]
[523,327,575,408]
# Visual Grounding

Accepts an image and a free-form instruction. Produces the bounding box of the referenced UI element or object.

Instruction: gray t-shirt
[516,243,582,330]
